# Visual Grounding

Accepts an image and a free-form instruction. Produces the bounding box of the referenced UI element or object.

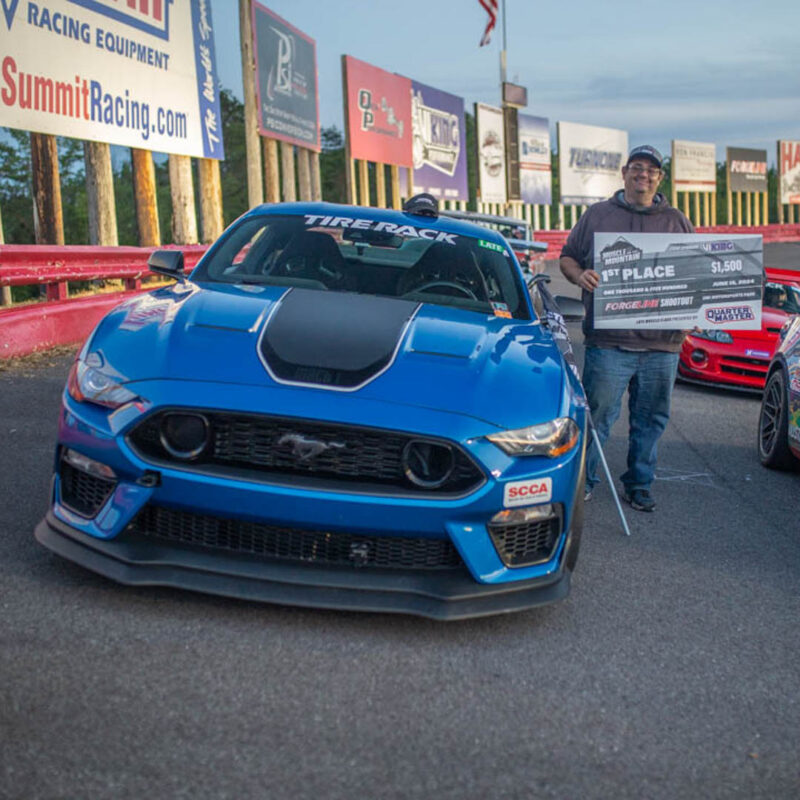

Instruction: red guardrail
[0,244,208,358]
[2,224,800,359]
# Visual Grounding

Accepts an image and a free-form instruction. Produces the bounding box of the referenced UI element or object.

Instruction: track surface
[2,270,798,799]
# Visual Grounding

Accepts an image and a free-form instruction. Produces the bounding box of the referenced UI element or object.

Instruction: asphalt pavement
[1,269,798,799]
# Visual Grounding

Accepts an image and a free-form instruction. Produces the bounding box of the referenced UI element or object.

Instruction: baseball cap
[626,145,663,169]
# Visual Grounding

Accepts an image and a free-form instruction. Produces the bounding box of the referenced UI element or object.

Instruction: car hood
[89,284,566,430]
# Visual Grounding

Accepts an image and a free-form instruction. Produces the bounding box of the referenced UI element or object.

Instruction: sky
[208,0,799,165]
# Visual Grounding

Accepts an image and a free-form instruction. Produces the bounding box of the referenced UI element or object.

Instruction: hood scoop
[259,289,419,389]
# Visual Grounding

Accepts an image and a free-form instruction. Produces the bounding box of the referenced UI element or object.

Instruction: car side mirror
[554,295,585,321]
[148,250,186,282]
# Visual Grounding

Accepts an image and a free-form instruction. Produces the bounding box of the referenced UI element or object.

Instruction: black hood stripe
[257,288,421,391]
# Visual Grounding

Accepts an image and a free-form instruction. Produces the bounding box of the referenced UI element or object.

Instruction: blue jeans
[582,347,679,492]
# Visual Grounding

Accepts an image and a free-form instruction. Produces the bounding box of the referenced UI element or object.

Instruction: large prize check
[593,233,763,330]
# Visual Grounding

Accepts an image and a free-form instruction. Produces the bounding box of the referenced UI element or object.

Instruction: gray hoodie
[560,190,695,352]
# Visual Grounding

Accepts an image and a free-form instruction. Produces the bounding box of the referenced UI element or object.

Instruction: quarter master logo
[705,306,755,324]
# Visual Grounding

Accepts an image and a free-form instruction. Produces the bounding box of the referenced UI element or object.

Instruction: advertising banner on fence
[518,113,551,205]
[593,233,763,330]
[557,121,627,205]
[475,102,506,204]
[672,140,716,192]
[0,0,224,159]
[343,55,412,166]
[778,140,800,204]
[408,81,467,200]
[727,147,768,193]
[252,2,319,151]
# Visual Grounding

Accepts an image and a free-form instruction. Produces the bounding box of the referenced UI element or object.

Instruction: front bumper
[35,511,572,620]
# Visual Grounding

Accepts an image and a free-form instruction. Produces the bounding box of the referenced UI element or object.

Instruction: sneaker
[584,488,593,502]
[624,488,655,512]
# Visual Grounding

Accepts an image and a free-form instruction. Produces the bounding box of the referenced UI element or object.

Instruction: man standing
[559,145,694,512]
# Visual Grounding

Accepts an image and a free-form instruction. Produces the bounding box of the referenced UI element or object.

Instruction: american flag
[478,0,498,46]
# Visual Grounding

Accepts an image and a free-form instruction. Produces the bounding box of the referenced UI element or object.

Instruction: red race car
[679,242,800,391]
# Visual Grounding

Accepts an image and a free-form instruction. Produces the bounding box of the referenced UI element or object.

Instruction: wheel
[758,369,796,470]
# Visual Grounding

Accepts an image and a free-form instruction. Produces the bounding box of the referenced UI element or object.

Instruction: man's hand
[576,270,600,292]
[560,256,600,293]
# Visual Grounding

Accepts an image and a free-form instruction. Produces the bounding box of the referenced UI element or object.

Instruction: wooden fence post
[198,158,224,242]
[390,165,400,209]
[168,154,198,244]
[131,148,161,246]
[310,151,322,201]
[84,141,118,246]
[263,138,280,203]
[358,160,370,206]
[0,204,10,305]
[280,142,296,202]
[30,133,64,246]
[375,163,386,208]
[296,147,312,202]
[240,0,263,208]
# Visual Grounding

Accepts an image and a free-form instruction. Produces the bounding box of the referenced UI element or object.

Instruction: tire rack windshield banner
[0,0,224,159]
[593,233,763,331]
[672,140,716,192]
[557,121,627,206]
[342,55,411,166]
[726,147,768,193]
[778,140,800,204]
[518,113,551,205]
[252,1,319,151]
[475,102,506,204]
[407,80,467,201]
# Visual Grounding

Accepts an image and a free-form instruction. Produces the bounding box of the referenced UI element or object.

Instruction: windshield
[764,282,800,315]
[192,213,531,320]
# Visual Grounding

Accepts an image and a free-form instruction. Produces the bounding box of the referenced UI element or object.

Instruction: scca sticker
[503,477,552,508]
[745,348,770,359]
[705,306,755,324]
[304,215,457,245]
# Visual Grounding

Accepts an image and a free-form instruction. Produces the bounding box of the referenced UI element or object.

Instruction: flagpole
[499,0,507,86]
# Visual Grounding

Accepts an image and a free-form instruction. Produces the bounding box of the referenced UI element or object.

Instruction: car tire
[758,369,796,470]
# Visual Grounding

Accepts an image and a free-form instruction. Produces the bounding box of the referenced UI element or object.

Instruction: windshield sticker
[491,301,512,319]
[303,215,457,245]
[479,239,506,253]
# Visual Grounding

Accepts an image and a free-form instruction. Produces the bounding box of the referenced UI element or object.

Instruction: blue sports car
[35,197,588,619]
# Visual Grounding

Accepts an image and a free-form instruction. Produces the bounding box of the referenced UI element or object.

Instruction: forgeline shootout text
[1,56,187,141]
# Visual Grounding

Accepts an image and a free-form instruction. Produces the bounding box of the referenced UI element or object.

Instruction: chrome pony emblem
[278,433,345,462]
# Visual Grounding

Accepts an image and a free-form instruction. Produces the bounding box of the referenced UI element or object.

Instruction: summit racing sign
[593,233,763,330]
[0,0,224,158]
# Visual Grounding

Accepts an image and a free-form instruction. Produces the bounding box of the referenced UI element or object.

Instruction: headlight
[67,360,139,409]
[487,418,579,457]
[692,330,733,344]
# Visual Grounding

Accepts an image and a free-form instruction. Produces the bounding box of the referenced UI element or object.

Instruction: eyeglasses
[626,164,662,177]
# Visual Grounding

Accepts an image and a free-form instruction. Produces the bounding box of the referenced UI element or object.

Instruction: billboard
[342,55,412,166]
[252,2,319,151]
[672,140,716,192]
[0,0,224,159]
[475,102,506,204]
[727,147,768,193]
[557,121,627,205]
[518,114,552,205]
[408,81,467,201]
[778,140,800,204]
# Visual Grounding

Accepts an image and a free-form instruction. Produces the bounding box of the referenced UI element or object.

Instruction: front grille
[130,504,463,570]
[128,411,484,496]
[59,462,116,518]
[488,515,561,568]
[720,356,769,378]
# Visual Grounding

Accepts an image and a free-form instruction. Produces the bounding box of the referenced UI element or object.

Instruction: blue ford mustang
[35,199,587,619]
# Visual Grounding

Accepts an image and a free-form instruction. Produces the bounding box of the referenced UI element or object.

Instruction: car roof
[242,201,508,246]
